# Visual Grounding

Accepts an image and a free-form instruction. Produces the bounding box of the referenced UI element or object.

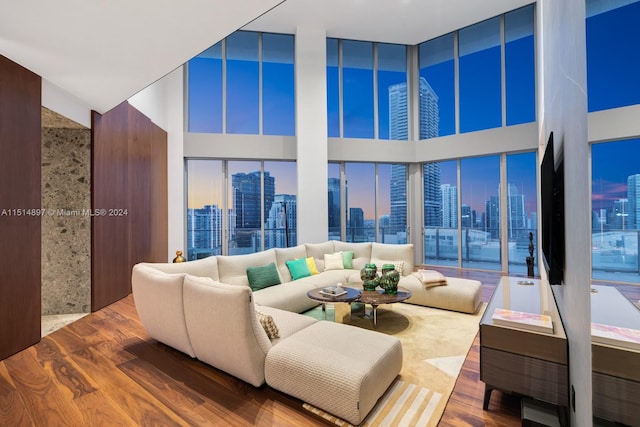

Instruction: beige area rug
[302,302,487,427]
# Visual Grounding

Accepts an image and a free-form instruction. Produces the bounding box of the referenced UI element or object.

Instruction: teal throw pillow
[342,251,354,269]
[246,262,281,291]
[286,257,312,280]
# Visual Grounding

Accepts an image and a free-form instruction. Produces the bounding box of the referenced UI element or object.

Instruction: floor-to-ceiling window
[187,31,295,135]
[377,44,408,141]
[424,160,459,266]
[186,160,224,259]
[506,152,538,274]
[264,161,297,249]
[587,0,640,282]
[379,164,407,243]
[505,6,536,125]
[592,139,640,282]
[460,156,501,270]
[342,41,375,138]
[458,17,502,133]
[345,163,375,241]
[418,34,455,138]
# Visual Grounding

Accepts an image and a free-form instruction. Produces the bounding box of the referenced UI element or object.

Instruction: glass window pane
[186,160,224,259]
[592,138,640,282]
[506,152,538,275]
[424,160,459,266]
[345,163,375,242]
[226,32,259,134]
[419,34,455,138]
[262,33,295,136]
[378,164,407,243]
[587,0,640,111]
[264,161,297,249]
[377,44,408,140]
[188,44,223,133]
[505,6,536,125]
[328,163,341,240]
[343,40,374,138]
[461,156,501,270]
[228,161,263,254]
[459,18,502,133]
[327,39,341,137]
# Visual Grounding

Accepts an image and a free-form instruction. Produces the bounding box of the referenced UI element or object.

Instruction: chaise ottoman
[403,275,482,314]
[264,321,402,425]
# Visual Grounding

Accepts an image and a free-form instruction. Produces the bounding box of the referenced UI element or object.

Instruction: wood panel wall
[91,102,167,311]
[0,55,42,360]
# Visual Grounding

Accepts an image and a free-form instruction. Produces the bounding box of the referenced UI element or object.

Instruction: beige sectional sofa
[131,241,481,425]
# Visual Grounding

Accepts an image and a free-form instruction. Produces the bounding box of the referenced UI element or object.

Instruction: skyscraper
[628,174,640,229]
[612,198,628,230]
[507,184,528,239]
[328,177,341,233]
[441,184,458,228]
[389,78,440,238]
[187,204,222,259]
[231,171,274,248]
[266,194,297,248]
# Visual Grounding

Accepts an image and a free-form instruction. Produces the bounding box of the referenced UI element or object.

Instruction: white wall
[538,0,591,424]
[128,67,185,262]
[42,79,92,128]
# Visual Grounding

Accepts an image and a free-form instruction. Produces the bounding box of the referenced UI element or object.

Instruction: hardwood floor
[1,270,528,426]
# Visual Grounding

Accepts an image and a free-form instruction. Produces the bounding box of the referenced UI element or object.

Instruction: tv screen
[540,132,564,285]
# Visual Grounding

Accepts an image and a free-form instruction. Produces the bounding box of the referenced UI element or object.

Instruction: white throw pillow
[373,260,404,275]
[324,252,345,270]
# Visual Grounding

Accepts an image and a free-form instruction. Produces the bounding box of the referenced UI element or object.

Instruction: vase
[379,263,399,294]
[360,263,379,291]
[173,250,186,263]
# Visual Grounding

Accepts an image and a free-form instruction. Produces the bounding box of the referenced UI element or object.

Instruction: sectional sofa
[131,241,481,424]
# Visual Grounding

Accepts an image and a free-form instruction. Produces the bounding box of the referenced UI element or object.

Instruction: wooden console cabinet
[480,277,568,414]
[590,285,640,425]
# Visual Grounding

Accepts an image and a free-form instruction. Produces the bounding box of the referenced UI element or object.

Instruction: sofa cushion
[139,256,219,281]
[131,264,196,357]
[342,251,354,269]
[182,275,272,387]
[324,252,345,271]
[306,257,320,275]
[286,258,312,280]
[217,249,278,287]
[256,310,280,339]
[253,280,320,313]
[333,241,372,271]
[246,262,281,291]
[304,241,335,271]
[275,245,308,282]
[371,242,414,276]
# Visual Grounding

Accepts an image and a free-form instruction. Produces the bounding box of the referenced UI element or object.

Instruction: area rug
[302,302,487,427]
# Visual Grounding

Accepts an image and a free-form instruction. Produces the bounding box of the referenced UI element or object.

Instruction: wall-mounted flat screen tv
[540,132,564,285]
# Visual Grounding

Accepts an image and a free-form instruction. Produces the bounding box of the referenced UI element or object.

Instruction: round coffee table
[307,286,361,322]
[357,288,412,329]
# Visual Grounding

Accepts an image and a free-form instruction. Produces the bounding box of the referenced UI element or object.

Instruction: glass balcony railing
[592,229,640,282]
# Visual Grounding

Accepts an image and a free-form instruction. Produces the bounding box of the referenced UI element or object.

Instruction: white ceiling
[246,0,534,45]
[0,0,533,114]
[0,0,284,113]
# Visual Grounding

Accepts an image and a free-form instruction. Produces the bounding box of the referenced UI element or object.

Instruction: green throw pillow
[342,251,354,269]
[286,257,312,280]
[246,262,281,291]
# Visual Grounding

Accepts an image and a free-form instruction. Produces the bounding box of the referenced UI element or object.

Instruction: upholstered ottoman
[402,275,482,314]
[265,321,402,425]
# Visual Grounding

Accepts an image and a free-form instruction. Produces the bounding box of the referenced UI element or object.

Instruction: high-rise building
[461,204,472,228]
[187,204,223,259]
[349,207,365,242]
[628,174,640,229]
[612,198,628,230]
[418,77,439,140]
[424,163,442,227]
[231,171,275,248]
[441,184,458,228]
[266,194,297,248]
[507,184,528,239]
[388,82,408,141]
[389,165,407,238]
[328,177,341,232]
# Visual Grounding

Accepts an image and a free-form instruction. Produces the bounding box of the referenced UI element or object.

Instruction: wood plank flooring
[0,269,558,426]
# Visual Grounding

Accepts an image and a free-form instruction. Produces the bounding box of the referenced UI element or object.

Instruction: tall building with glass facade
[231,171,275,247]
[328,177,341,233]
[187,204,223,259]
[441,184,458,228]
[266,194,297,248]
[628,174,640,229]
